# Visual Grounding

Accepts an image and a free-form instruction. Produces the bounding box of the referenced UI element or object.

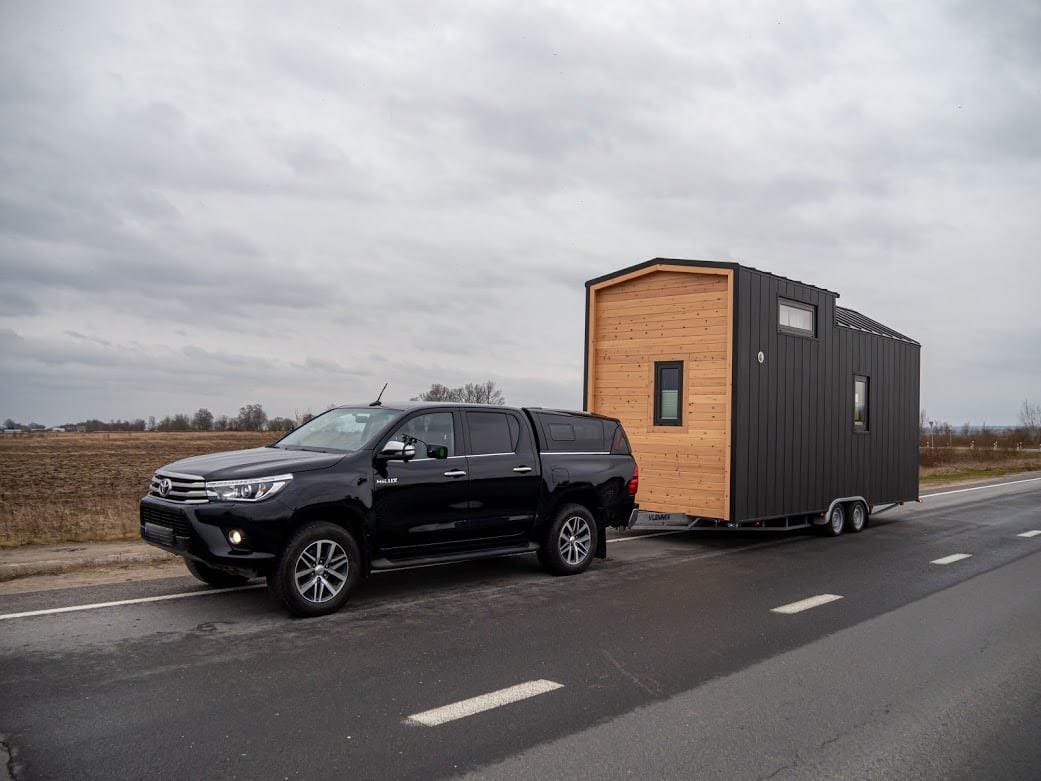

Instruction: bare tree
[192,408,214,431]
[237,403,268,431]
[1019,399,1041,436]
[268,416,296,432]
[414,383,459,402]
[414,381,506,405]
[458,381,505,405]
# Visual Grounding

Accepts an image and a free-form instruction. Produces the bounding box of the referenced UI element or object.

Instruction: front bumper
[139,495,285,575]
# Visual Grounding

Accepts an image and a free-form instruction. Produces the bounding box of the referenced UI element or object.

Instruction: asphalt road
[2,476,1040,780]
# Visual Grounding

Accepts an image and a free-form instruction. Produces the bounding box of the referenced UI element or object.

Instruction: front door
[372,410,469,557]
[462,409,540,543]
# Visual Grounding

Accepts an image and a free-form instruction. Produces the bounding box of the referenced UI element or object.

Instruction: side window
[853,375,869,432]
[606,421,631,455]
[539,414,606,452]
[389,412,456,457]
[467,412,514,455]
[654,361,683,426]
[779,298,816,337]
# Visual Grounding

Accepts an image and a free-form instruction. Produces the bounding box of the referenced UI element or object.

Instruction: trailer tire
[538,504,598,576]
[819,503,846,537]
[848,501,868,533]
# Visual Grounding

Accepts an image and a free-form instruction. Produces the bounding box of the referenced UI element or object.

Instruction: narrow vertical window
[853,375,869,432]
[654,361,683,426]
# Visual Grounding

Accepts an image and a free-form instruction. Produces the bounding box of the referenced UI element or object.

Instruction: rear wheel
[185,559,252,588]
[538,504,598,575]
[819,503,846,537]
[267,522,361,617]
[848,501,868,533]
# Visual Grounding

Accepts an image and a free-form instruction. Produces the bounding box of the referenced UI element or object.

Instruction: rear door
[462,409,540,544]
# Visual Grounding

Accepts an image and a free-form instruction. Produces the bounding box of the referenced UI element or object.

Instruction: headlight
[204,474,292,502]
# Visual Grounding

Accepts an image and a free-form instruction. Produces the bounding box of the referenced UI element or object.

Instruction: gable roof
[586,257,840,297]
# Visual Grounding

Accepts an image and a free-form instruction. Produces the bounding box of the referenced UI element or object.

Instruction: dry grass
[920,447,1041,484]
[0,431,273,547]
[3,434,1039,547]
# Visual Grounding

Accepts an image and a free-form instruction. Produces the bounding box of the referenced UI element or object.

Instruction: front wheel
[267,522,361,617]
[185,559,253,588]
[538,504,599,576]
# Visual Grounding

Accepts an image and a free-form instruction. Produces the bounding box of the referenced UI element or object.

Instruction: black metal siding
[731,268,919,521]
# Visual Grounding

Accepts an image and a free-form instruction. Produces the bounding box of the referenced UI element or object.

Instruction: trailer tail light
[628,464,639,496]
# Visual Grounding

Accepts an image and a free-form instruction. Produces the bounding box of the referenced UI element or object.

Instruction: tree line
[3,381,509,433]
[920,399,1041,448]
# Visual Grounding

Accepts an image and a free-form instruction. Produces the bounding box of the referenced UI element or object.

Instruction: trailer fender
[814,496,868,526]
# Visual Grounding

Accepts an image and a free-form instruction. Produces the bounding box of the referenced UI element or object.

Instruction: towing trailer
[584,258,920,533]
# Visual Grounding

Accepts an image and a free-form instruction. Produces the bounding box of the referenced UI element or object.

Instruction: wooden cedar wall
[587,266,733,519]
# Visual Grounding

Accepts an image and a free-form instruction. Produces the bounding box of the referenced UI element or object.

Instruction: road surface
[2,476,1040,779]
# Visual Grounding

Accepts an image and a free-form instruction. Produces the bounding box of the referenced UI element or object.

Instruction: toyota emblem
[158,477,173,496]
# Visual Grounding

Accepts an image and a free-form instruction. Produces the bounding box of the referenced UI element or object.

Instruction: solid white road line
[921,475,1041,498]
[1017,530,1041,538]
[406,680,564,726]
[770,594,844,615]
[0,583,265,621]
[930,553,972,565]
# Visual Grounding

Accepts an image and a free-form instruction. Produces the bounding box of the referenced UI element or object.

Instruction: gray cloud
[1,0,1039,425]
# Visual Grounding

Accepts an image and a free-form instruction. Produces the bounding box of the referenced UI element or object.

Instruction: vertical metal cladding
[731,267,920,521]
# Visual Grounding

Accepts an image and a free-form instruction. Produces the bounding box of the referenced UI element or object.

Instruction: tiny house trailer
[584,258,920,533]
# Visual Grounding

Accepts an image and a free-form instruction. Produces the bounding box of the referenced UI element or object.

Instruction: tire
[537,504,599,576]
[185,558,253,588]
[267,522,361,617]
[848,500,868,533]
[820,502,846,537]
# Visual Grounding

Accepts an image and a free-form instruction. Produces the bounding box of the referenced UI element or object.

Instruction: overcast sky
[1,1,1039,426]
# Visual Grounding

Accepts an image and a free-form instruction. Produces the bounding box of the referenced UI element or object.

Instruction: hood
[160,447,349,481]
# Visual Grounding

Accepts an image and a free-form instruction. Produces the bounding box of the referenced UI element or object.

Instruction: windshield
[272,407,402,453]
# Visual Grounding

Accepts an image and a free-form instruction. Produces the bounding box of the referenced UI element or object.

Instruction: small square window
[779,298,816,337]
[654,361,683,426]
[853,375,869,432]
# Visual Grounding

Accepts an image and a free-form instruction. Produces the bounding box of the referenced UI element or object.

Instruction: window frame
[853,374,869,433]
[778,297,817,338]
[383,410,461,459]
[653,360,684,427]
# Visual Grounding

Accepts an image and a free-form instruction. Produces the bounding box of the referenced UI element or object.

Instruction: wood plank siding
[587,265,734,519]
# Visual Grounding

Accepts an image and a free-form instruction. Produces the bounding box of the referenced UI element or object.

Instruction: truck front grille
[148,471,208,503]
[141,504,192,537]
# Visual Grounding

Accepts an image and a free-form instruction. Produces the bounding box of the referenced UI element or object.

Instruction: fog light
[228,529,245,546]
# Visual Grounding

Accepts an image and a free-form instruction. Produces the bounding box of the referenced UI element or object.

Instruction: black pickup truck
[140,402,638,616]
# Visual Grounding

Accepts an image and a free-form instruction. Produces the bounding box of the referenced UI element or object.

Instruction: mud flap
[596,526,608,558]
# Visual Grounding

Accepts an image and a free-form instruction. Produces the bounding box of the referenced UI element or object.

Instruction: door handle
[512,466,533,473]
[443,469,467,478]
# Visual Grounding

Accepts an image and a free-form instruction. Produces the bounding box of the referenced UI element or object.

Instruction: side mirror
[426,445,449,460]
[378,440,416,462]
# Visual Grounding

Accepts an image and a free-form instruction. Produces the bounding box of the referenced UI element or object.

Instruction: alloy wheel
[558,516,592,566]
[294,539,350,603]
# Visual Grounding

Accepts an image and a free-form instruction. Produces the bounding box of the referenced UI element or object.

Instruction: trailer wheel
[848,501,868,533]
[820,503,846,537]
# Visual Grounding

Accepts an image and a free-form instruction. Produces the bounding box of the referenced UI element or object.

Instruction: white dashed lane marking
[0,584,265,621]
[931,553,972,565]
[770,594,844,614]
[405,680,564,726]
[1017,530,1041,538]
